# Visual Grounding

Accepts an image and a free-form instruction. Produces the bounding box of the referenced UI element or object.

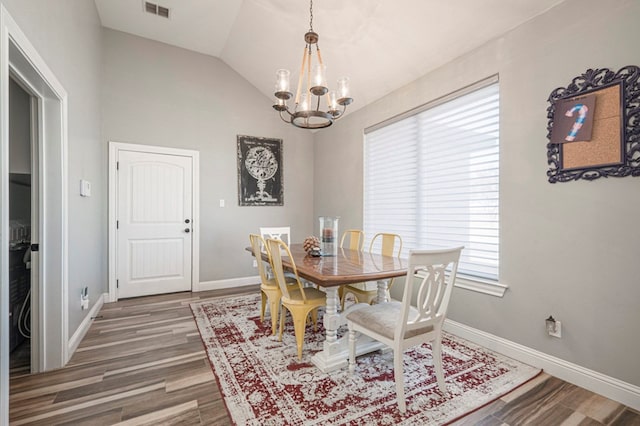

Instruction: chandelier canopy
[272,0,353,129]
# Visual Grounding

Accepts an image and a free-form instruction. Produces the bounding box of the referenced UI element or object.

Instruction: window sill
[454,275,508,297]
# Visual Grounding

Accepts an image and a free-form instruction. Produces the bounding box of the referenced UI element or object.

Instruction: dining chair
[259,226,291,245]
[259,226,295,278]
[338,230,365,302]
[340,232,402,310]
[340,229,365,251]
[249,234,297,335]
[267,238,327,360]
[347,246,463,413]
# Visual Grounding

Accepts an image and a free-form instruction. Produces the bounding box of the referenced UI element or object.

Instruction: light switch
[80,179,91,197]
[219,199,225,207]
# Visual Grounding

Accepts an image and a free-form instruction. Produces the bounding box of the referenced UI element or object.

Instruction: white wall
[1,0,104,343]
[314,0,640,387]
[101,29,315,282]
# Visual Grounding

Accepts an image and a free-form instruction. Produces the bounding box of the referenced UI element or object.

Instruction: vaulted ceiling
[94,0,567,114]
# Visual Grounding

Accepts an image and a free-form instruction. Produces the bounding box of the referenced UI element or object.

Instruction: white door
[117,150,193,298]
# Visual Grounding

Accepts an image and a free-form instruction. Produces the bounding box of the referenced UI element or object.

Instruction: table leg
[311,287,348,372]
[377,279,390,303]
[311,283,390,373]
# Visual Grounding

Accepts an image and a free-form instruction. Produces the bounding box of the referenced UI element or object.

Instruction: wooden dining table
[251,243,408,373]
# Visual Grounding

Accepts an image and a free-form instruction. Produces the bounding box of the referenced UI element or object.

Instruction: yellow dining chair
[267,238,327,360]
[347,246,463,413]
[340,229,365,251]
[341,232,403,310]
[249,234,297,335]
[338,230,365,302]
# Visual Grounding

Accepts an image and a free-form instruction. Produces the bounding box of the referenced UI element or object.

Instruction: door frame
[1,6,69,422]
[8,73,43,374]
[108,142,200,302]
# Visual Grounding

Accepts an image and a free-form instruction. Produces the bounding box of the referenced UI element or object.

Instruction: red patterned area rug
[191,294,540,425]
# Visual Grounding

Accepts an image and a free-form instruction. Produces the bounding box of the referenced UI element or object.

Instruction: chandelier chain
[309,0,314,31]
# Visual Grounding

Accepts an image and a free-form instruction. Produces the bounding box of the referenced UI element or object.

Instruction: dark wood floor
[9,287,640,425]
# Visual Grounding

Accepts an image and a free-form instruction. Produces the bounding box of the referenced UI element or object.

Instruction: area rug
[191,294,540,425]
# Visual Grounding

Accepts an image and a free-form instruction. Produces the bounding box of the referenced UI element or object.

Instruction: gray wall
[101,29,315,282]
[9,79,31,221]
[9,79,30,174]
[1,1,104,337]
[314,0,640,386]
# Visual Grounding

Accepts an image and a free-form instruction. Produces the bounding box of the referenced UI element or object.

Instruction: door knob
[184,228,191,233]
[185,219,190,224]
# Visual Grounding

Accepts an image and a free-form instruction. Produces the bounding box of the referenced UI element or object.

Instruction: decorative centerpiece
[303,236,321,257]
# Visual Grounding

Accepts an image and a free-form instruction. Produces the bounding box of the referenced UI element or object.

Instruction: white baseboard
[196,276,259,292]
[444,319,640,411]
[67,292,106,359]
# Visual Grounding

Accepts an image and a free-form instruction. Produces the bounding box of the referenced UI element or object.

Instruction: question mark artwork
[549,93,597,144]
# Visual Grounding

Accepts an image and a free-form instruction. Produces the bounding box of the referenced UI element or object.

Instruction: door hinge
[30,243,39,252]
[116,279,119,289]
[116,161,119,170]
[116,220,119,229]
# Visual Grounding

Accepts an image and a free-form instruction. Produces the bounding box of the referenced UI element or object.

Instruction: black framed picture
[546,65,640,183]
[237,135,283,206]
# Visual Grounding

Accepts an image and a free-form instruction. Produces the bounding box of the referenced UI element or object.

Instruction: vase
[319,216,339,256]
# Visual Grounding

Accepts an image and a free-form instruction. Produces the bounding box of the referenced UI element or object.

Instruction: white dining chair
[258,226,291,276]
[347,246,463,413]
[259,226,306,284]
[259,226,291,246]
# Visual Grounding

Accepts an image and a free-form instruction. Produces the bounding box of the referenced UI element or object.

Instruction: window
[364,78,504,294]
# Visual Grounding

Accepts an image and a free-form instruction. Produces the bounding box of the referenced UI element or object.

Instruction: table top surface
[251,243,408,288]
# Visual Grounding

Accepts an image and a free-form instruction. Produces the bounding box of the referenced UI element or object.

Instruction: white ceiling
[95,0,567,114]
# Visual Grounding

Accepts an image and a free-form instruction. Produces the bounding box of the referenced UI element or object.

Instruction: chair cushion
[346,301,434,340]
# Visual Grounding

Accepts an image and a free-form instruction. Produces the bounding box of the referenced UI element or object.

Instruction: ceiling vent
[144,1,170,19]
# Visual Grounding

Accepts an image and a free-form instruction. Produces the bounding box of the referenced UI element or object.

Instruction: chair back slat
[369,232,402,257]
[249,234,271,284]
[340,229,365,251]
[266,238,307,301]
[260,226,291,245]
[398,247,463,338]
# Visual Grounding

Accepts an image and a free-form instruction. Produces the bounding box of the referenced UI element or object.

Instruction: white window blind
[364,81,499,281]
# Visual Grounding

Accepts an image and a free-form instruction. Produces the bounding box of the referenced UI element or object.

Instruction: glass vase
[319,216,339,256]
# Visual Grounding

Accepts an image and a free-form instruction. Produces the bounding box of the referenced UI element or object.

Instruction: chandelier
[272,0,353,129]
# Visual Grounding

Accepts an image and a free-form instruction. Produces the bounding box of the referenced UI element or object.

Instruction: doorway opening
[8,77,36,377]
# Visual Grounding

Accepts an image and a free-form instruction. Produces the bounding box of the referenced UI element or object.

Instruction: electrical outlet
[81,286,89,310]
[549,320,562,338]
[253,260,257,267]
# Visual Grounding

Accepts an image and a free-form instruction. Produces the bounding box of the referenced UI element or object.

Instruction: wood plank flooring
[9,287,640,425]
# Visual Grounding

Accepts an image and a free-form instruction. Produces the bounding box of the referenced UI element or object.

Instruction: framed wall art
[546,65,640,183]
[237,135,283,206]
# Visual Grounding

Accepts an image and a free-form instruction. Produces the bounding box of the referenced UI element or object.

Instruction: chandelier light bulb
[275,69,292,100]
[337,77,350,99]
[276,69,290,91]
[299,93,310,112]
[328,91,338,112]
[311,64,328,95]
